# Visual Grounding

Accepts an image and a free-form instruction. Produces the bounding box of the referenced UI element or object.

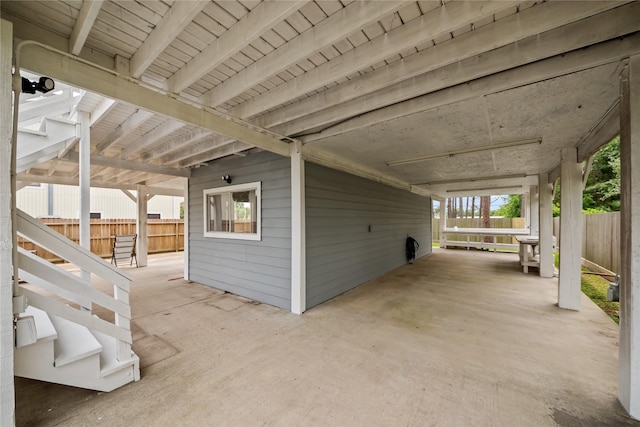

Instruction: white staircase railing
[17,117,78,173]
[16,208,134,361]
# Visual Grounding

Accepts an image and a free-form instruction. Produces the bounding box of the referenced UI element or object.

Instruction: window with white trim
[203,182,261,241]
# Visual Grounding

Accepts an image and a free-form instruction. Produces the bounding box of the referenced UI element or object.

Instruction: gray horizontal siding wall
[306,163,431,309]
[189,151,291,310]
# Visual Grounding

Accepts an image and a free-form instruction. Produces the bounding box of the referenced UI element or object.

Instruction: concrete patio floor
[15,248,639,426]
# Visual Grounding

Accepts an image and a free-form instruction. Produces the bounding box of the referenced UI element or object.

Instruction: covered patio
[15,250,634,426]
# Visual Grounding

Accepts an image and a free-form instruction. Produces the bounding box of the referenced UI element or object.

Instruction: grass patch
[581,273,619,324]
[548,252,618,323]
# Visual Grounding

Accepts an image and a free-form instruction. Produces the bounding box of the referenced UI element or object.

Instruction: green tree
[494,194,521,218]
[553,136,620,215]
[583,136,620,212]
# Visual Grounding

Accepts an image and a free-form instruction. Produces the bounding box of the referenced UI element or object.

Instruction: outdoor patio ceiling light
[21,76,55,94]
[221,175,232,184]
[386,138,542,167]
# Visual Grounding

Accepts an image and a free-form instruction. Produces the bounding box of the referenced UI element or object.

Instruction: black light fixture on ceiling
[21,76,55,94]
[221,175,232,184]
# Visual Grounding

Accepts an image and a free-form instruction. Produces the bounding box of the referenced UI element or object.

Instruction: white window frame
[203,181,261,241]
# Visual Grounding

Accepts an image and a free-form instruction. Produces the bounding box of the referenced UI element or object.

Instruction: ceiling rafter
[120,120,186,159]
[282,3,640,141]
[58,151,191,178]
[158,135,233,165]
[95,109,154,155]
[184,2,640,162]
[167,0,306,94]
[199,0,407,108]
[17,172,185,197]
[20,43,292,157]
[88,97,116,126]
[230,0,517,119]
[129,0,209,78]
[140,129,212,161]
[177,142,252,168]
[69,0,104,55]
[257,0,633,134]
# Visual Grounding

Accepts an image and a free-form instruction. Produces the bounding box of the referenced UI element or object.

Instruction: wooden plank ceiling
[2,1,639,197]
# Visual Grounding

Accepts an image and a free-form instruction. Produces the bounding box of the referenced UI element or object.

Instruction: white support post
[291,141,306,314]
[538,174,554,278]
[0,18,16,427]
[522,192,530,232]
[78,111,91,286]
[439,198,446,248]
[558,147,583,310]
[619,55,640,420]
[183,179,189,281]
[529,185,539,237]
[136,185,148,267]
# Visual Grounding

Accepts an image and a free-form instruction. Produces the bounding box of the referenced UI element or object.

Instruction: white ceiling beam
[199,0,406,107]
[139,129,212,161]
[89,97,116,126]
[120,120,186,159]
[231,0,517,119]
[90,165,106,178]
[577,100,620,162]
[5,9,114,70]
[69,0,104,55]
[440,186,527,198]
[254,0,629,131]
[301,144,430,197]
[17,172,185,197]
[129,0,208,78]
[97,167,121,182]
[141,175,184,187]
[20,43,292,157]
[167,0,306,94]
[58,151,191,178]
[177,142,253,168]
[17,182,32,191]
[120,189,137,203]
[420,175,539,196]
[95,109,154,154]
[115,170,148,185]
[157,136,233,165]
[293,4,640,142]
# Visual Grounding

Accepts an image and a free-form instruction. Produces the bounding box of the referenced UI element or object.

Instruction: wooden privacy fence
[553,212,620,274]
[18,218,184,263]
[432,217,526,244]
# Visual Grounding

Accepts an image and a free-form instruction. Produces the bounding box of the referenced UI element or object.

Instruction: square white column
[558,147,583,310]
[619,54,640,420]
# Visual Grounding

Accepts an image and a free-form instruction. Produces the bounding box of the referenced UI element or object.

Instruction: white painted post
[291,141,306,314]
[529,185,539,237]
[136,185,148,267]
[618,55,640,420]
[558,147,583,310]
[538,173,554,278]
[79,111,91,286]
[0,18,15,427]
[183,179,189,281]
[440,198,447,248]
[522,192,530,232]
